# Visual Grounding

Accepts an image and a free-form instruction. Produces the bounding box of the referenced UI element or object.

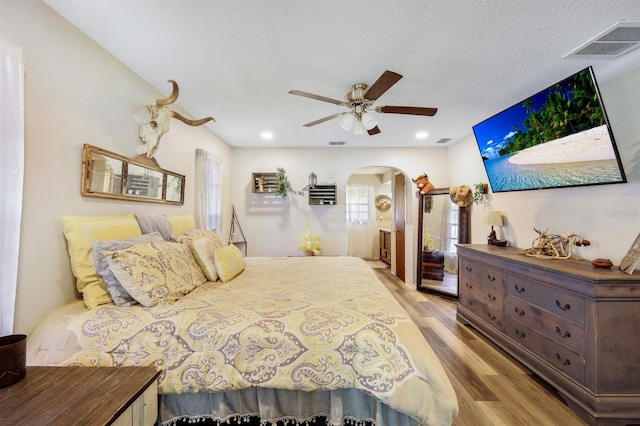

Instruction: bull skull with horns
[137,80,214,159]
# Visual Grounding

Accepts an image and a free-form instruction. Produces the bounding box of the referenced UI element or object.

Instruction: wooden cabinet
[380,230,391,265]
[457,244,640,425]
[0,366,160,425]
[308,184,336,205]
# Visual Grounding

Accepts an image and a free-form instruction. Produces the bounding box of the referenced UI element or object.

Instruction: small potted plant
[473,182,488,206]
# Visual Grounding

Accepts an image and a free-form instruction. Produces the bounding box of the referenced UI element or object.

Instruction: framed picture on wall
[620,232,640,274]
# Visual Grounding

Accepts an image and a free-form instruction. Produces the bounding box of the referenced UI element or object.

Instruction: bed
[27,214,458,425]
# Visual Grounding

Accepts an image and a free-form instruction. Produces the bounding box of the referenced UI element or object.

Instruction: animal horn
[156,80,179,106]
[170,111,215,126]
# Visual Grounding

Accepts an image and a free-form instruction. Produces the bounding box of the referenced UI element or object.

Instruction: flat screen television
[472,66,626,193]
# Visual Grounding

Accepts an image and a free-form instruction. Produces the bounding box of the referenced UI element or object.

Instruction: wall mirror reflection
[82,144,185,205]
[417,188,470,298]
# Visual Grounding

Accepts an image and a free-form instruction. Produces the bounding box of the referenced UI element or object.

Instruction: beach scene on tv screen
[473,68,625,192]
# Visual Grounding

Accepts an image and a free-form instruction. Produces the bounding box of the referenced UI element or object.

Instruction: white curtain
[0,37,24,336]
[194,149,222,232]
[346,185,374,258]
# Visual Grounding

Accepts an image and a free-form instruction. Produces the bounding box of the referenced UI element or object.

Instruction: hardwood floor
[372,267,588,426]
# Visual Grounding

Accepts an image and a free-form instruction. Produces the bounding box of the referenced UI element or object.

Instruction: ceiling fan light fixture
[353,119,367,135]
[361,112,378,130]
[339,113,356,131]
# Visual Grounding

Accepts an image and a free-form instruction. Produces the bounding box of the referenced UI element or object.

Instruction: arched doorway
[346,166,413,284]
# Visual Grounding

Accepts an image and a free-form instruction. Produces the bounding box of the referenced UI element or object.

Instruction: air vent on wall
[436,138,451,144]
[328,141,347,146]
[565,21,640,59]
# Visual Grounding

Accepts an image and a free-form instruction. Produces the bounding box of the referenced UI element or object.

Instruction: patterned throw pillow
[171,229,204,244]
[62,214,142,308]
[203,230,224,248]
[105,241,207,307]
[92,232,164,306]
[213,244,246,282]
[186,237,219,281]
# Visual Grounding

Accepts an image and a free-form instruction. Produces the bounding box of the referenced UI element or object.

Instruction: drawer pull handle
[514,307,525,316]
[514,285,525,293]
[466,282,472,289]
[555,353,571,366]
[555,326,571,338]
[487,275,496,282]
[487,312,496,321]
[465,266,473,272]
[514,329,525,338]
[488,293,496,301]
[555,300,571,311]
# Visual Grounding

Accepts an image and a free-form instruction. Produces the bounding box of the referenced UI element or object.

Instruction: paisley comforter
[36,257,458,424]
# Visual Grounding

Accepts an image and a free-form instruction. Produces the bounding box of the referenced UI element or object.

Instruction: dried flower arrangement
[300,225,322,256]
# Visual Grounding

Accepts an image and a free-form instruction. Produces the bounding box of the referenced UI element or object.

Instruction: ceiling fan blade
[367,126,381,136]
[302,113,344,127]
[363,70,403,101]
[376,105,438,116]
[288,90,346,106]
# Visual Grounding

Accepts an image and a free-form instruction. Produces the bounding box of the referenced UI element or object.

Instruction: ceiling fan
[288,70,437,136]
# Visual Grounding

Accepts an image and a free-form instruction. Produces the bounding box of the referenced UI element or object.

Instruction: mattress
[28,256,458,425]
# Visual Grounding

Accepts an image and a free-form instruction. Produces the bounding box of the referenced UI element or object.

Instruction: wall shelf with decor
[309,185,336,205]
[251,172,277,193]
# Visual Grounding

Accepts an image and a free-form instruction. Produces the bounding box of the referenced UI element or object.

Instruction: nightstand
[0,366,160,425]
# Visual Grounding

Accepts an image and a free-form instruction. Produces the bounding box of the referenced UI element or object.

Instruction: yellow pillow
[187,237,219,281]
[62,214,142,308]
[105,241,207,307]
[213,244,246,282]
[168,213,196,235]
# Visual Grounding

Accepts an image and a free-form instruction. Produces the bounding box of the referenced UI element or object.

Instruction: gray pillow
[93,231,164,306]
[134,213,172,241]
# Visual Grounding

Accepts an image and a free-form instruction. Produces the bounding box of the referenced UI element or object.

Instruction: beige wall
[2,0,233,334]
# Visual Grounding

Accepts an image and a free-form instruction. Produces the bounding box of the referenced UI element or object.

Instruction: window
[346,185,370,223]
[195,149,222,231]
[447,203,459,253]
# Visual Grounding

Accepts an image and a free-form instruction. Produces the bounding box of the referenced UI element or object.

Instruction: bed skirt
[160,387,419,426]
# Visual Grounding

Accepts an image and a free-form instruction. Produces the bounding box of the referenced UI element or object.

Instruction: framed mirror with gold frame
[81,144,185,205]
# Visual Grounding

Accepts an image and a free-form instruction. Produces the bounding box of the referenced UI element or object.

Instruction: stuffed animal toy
[412,173,436,195]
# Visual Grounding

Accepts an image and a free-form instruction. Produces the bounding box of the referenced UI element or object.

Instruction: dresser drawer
[461,277,503,312]
[507,317,585,384]
[460,258,504,290]
[460,279,504,330]
[507,275,585,326]
[506,296,585,354]
[460,291,504,330]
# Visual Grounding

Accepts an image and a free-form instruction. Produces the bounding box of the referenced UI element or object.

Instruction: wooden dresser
[0,366,160,425]
[457,244,640,426]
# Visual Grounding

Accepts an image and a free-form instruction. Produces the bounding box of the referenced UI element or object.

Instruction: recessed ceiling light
[415,131,429,140]
[261,131,274,140]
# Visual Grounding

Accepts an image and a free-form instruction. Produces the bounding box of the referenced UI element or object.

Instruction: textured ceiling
[43,0,639,148]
